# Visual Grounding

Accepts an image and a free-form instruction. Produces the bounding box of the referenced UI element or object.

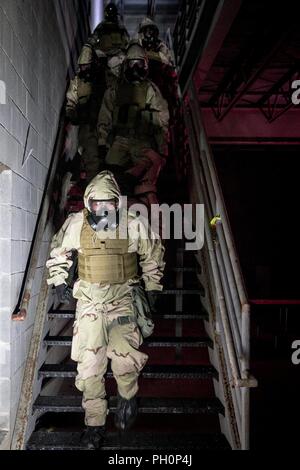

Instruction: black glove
[78,64,93,82]
[146,290,161,314]
[66,107,79,126]
[98,145,108,161]
[56,284,73,304]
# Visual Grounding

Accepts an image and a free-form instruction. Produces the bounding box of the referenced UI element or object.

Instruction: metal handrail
[11,114,66,322]
[11,113,68,449]
[183,82,257,449]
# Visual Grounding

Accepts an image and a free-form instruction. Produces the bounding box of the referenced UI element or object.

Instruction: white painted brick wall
[0,0,90,440]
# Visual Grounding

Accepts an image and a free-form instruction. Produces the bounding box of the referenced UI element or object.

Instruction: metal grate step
[161,289,204,295]
[44,335,213,348]
[39,363,218,380]
[33,396,225,415]
[27,430,231,450]
[47,309,208,320]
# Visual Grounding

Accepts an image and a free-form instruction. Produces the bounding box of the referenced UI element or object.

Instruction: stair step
[44,335,213,348]
[33,396,224,415]
[27,431,230,450]
[162,289,203,295]
[39,364,218,380]
[167,267,198,272]
[48,309,75,319]
[47,310,208,320]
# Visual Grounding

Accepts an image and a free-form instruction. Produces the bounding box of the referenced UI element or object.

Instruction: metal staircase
[10,98,256,449]
[23,222,231,450]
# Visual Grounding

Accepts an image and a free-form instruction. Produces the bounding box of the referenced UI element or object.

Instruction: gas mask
[87,198,119,231]
[124,59,148,82]
[141,26,160,51]
[104,3,118,23]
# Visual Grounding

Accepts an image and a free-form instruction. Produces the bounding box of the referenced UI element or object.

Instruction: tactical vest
[96,23,127,53]
[78,212,138,284]
[112,81,155,138]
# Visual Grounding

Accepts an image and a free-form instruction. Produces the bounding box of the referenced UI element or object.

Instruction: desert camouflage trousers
[71,295,148,426]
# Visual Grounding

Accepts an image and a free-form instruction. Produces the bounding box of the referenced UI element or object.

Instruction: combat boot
[114,394,138,431]
[80,425,105,449]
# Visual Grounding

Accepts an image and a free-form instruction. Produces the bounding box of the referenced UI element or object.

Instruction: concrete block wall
[0,0,90,440]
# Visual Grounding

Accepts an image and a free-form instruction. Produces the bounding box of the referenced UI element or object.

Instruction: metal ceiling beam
[177,0,221,95]
[206,0,299,119]
[193,0,242,92]
[257,62,300,123]
[209,29,290,121]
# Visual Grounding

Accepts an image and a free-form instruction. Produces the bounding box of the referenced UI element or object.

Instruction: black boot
[114,394,138,431]
[80,425,105,449]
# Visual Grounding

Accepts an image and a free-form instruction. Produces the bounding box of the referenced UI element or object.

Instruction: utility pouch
[131,284,155,338]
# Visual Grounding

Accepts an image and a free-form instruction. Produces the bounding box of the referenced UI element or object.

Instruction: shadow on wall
[53,0,91,79]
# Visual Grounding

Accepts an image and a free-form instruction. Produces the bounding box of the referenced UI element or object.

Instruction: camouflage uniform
[136,17,179,124]
[46,172,165,427]
[65,20,129,182]
[97,43,170,205]
[136,17,174,67]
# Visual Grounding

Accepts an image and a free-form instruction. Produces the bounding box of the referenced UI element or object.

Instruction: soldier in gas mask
[137,17,173,66]
[65,3,129,182]
[137,17,180,124]
[46,171,165,449]
[97,41,170,208]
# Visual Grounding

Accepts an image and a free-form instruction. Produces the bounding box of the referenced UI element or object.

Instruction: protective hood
[83,171,121,209]
[126,41,148,62]
[138,17,159,34]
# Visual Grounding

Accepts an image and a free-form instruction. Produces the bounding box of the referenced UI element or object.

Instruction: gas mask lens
[125,59,148,81]
[89,199,117,217]
[128,59,145,69]
[143,26,158,40]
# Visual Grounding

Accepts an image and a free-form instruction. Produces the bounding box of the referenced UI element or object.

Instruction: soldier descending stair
[46,171,165,449]
[137,17,174,67]
[65,3,129,182]
[97,41,170,208]
[136,17,180,124]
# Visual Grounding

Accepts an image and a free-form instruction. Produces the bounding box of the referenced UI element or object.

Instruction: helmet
[104,3,118,23]
[124,42,149,82]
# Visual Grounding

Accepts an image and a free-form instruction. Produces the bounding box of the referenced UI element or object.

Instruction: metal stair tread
[47,310,208,320]
[39,363,218,379]
[33,396,225,415]
[27,430,230,450]
[44,335,213,348]
[161,289,204,294]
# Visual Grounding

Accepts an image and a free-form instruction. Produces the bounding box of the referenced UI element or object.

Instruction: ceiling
[194,0,300,123]
[115,0,180,38]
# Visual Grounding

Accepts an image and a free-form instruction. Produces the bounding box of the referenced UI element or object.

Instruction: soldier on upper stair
[65,3,130,182]
[136,17,180,124]
[97,40,170,208]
